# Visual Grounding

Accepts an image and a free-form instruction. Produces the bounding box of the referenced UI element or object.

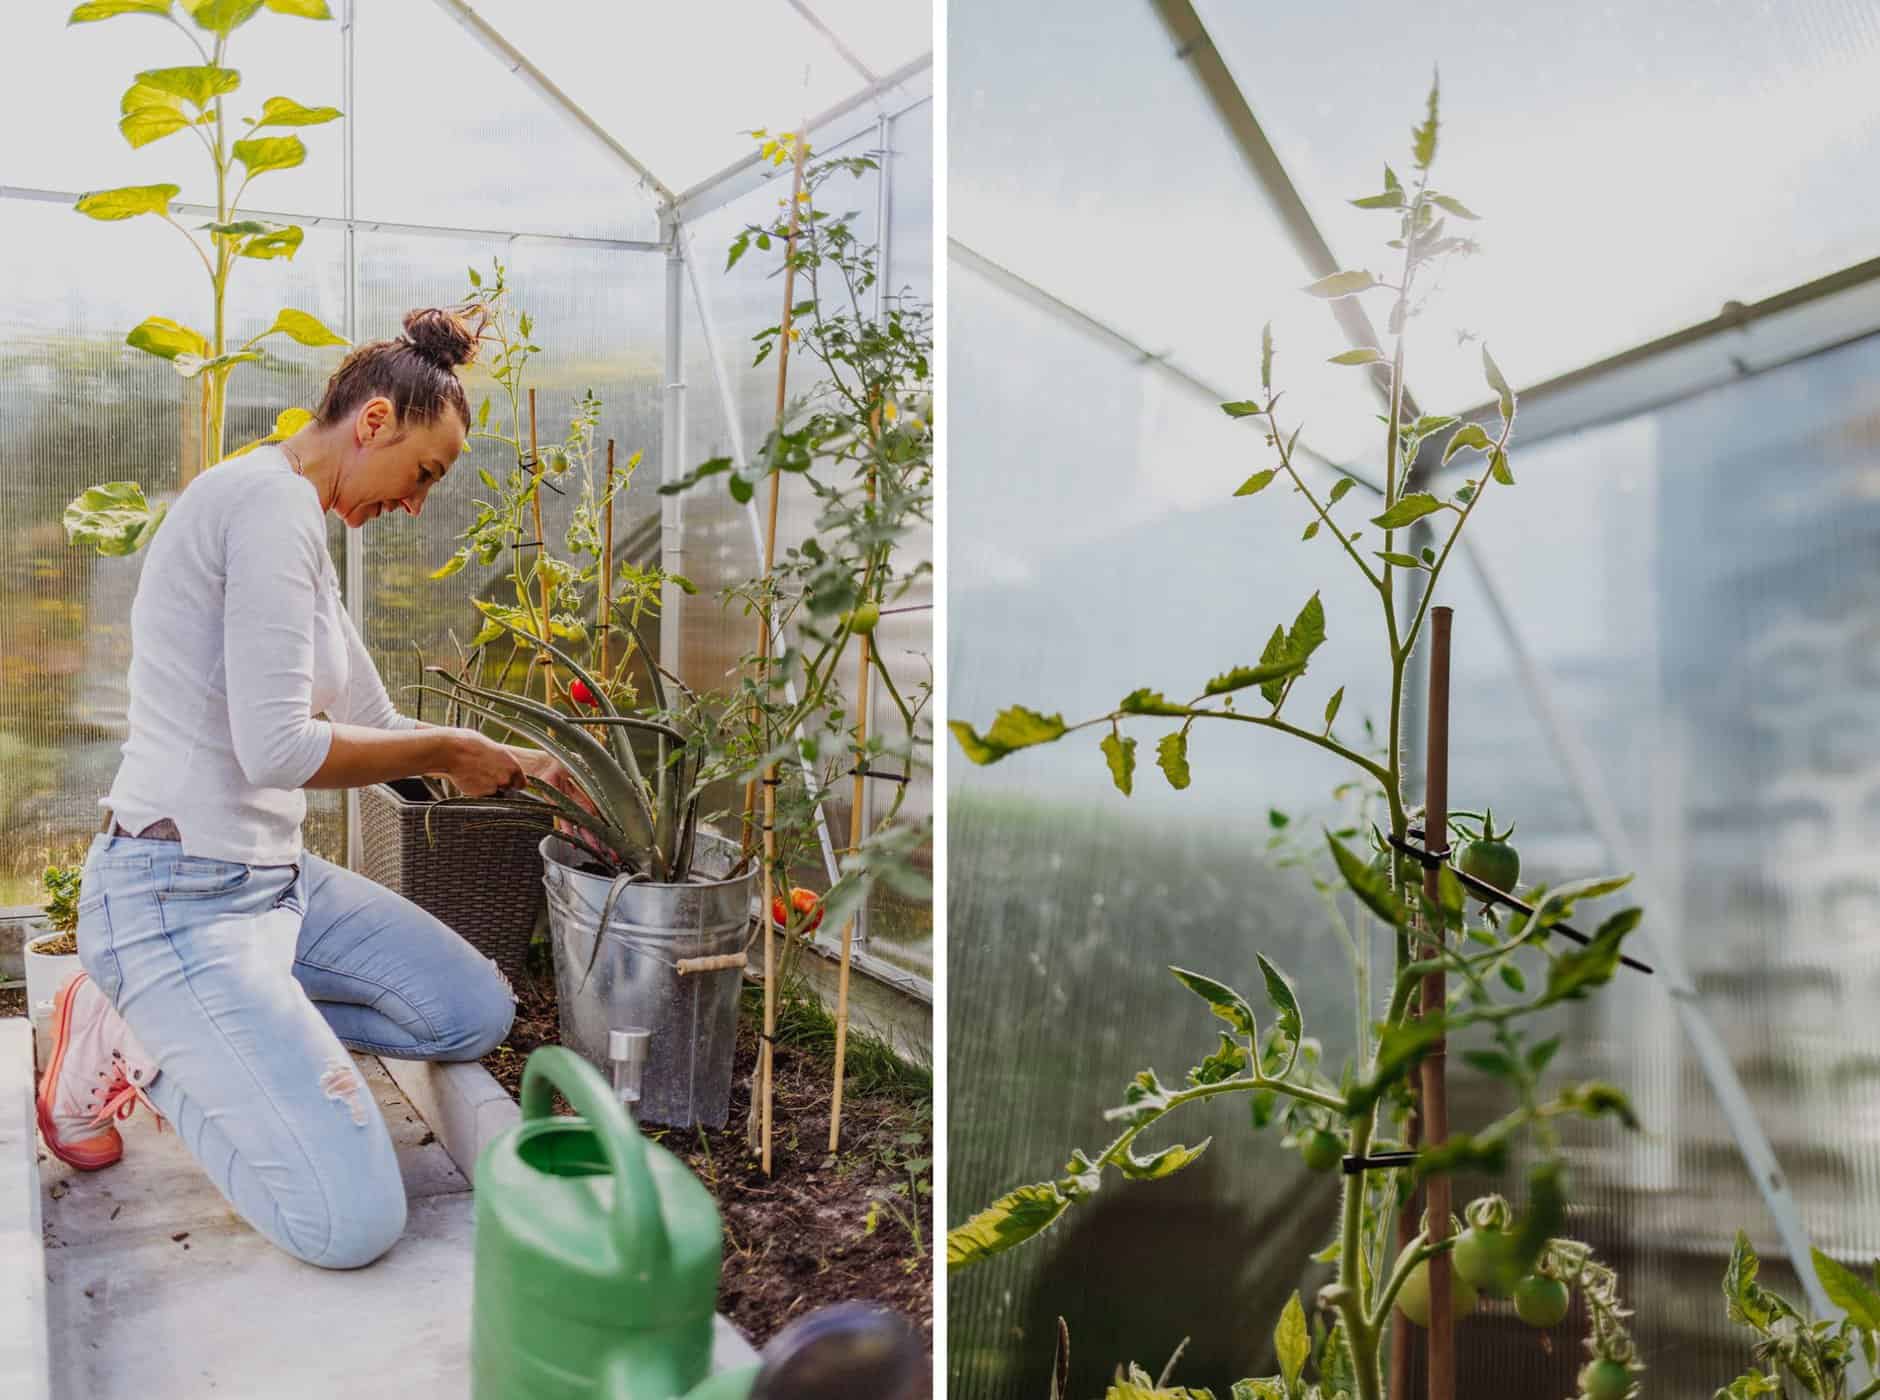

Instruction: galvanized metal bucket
[540,832,756,1130]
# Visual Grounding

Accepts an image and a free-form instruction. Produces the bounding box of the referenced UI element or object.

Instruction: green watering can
[472,1046,923,1400]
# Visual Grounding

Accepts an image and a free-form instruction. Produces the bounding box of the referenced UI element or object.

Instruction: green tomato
[1298,1129,1341,1173]
[841,602,881,635]
[1459,837,1520,894]
[1512,1274,1570,1328]
[1577,1359,1632,1400]
[1395,1260,1478,1328]
[1451,1226,1518,1297]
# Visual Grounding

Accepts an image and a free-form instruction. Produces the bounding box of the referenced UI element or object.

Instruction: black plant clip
[1342,1150,1421,1176]
[1392,831,1654,976]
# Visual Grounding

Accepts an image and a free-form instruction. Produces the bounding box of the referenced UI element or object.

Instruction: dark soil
[0,985,23,1020]
[481,954,934,1354]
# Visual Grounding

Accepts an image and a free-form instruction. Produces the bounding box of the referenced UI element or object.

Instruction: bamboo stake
[1421,606,1456,1400]
[1392,1105,1420,1397]
[602,438,615,685]
[756,130,812,1177]
[528,388,550,705]
[829,411,879,1154]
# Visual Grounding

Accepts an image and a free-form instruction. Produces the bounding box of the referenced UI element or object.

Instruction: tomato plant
[944,77,1655,1400]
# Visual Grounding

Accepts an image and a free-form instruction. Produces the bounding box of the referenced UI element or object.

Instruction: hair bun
[401,305,484,369]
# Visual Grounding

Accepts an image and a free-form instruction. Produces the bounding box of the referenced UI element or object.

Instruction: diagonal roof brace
[1149,0,1413,424]
[428,0,679,207]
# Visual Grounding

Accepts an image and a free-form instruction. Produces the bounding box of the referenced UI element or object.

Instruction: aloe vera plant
[62,0,351,555]
[417,611,733,886]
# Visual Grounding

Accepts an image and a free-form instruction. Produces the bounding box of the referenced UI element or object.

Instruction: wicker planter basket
[358,778,553,983]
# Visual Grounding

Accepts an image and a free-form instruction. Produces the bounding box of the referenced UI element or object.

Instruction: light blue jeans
[75,831,515,1269]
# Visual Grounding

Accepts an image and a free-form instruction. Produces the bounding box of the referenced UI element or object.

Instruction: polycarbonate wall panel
[948,245,1401,1397]
[0,204,347,903]
[949,0,1380,468]
[351,232,666,716]
[11,3,344,215]
[351,0,660,242]
[680,104,931,980]
[1199,0,1880,415]
[1411,336,1880,1397]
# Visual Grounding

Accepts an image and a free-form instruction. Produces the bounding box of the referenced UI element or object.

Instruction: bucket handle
[519,1047,669,1269]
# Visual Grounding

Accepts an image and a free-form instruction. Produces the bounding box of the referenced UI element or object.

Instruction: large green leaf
[251,95,341,127]
[949,706,1067,764]
[70,0,173,21]
[136,64,240,108]
[238,224,303,259]
[125,315,209,361]
[1234,468,1276,497]
[119,107,198,148]
[63,481,167,556]
[1168,966,1257,1039]
[1442,423,1492,464]
[1413,71,1441,170]
[263,307,347,346]
[185,0,265,32]
[1542,907,1639,1003]
[232,134,307,178]
[75,183,179,220]
[223,405,312,460]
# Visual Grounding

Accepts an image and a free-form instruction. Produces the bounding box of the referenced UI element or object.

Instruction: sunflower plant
[62,0,351,556]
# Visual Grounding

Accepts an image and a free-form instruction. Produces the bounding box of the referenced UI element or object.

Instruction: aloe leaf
[414,682,655,864]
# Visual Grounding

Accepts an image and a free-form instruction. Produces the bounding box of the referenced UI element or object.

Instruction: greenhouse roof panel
[950,0,1383,469]
[458,0,914,193]
[1196,0,1880,418]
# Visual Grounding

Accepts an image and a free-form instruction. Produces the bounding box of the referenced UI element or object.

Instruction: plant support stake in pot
[752,126,812,1177]
[1422,604,1455,1400]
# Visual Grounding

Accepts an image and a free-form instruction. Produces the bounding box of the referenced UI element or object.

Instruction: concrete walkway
[3,1019,755,1399]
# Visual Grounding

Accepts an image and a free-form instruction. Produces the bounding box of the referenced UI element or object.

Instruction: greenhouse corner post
[342,0,364,874]
[661,213,686,685]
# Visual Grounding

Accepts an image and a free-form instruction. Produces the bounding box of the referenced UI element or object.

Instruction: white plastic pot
[25,926,81,1063]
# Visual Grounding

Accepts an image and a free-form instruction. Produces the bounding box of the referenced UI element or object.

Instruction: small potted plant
[25,865,83,1024]
[420,616,756,1130]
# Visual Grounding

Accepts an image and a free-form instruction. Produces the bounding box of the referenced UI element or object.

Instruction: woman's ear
[355,395,395,446]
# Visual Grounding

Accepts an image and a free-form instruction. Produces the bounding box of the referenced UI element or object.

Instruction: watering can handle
[519,1046,669,1269]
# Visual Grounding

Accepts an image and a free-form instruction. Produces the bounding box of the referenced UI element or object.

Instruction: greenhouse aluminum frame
[0,0,933,1004]
[950,0,1871,1324]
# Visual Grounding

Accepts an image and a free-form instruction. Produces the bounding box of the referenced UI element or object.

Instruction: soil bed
[480,950,934,1351]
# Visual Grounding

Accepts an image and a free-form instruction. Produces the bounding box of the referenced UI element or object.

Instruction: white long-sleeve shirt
[103,446,421,864]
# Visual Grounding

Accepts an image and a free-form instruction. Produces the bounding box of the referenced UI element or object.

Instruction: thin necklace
[283,441,330,511]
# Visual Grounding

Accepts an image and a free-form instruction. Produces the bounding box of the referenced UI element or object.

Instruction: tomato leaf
[1370,492,1446,529]
[1304,269,1377,300]
[947,1183,1073,1270]
[1235,468,1277,497]
[1100,731,1136,797]
[1155,731,1191,791]
[1168,967,1257,1040]
[949,705,1068,764]
[1257,954,1302,1043]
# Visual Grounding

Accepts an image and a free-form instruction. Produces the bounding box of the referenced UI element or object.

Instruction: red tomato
[569,679,598,708]
[770,887,824,932]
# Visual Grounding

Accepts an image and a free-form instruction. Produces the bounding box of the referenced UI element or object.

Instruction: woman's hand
[507,747,609,852]
[440,728,527,798]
